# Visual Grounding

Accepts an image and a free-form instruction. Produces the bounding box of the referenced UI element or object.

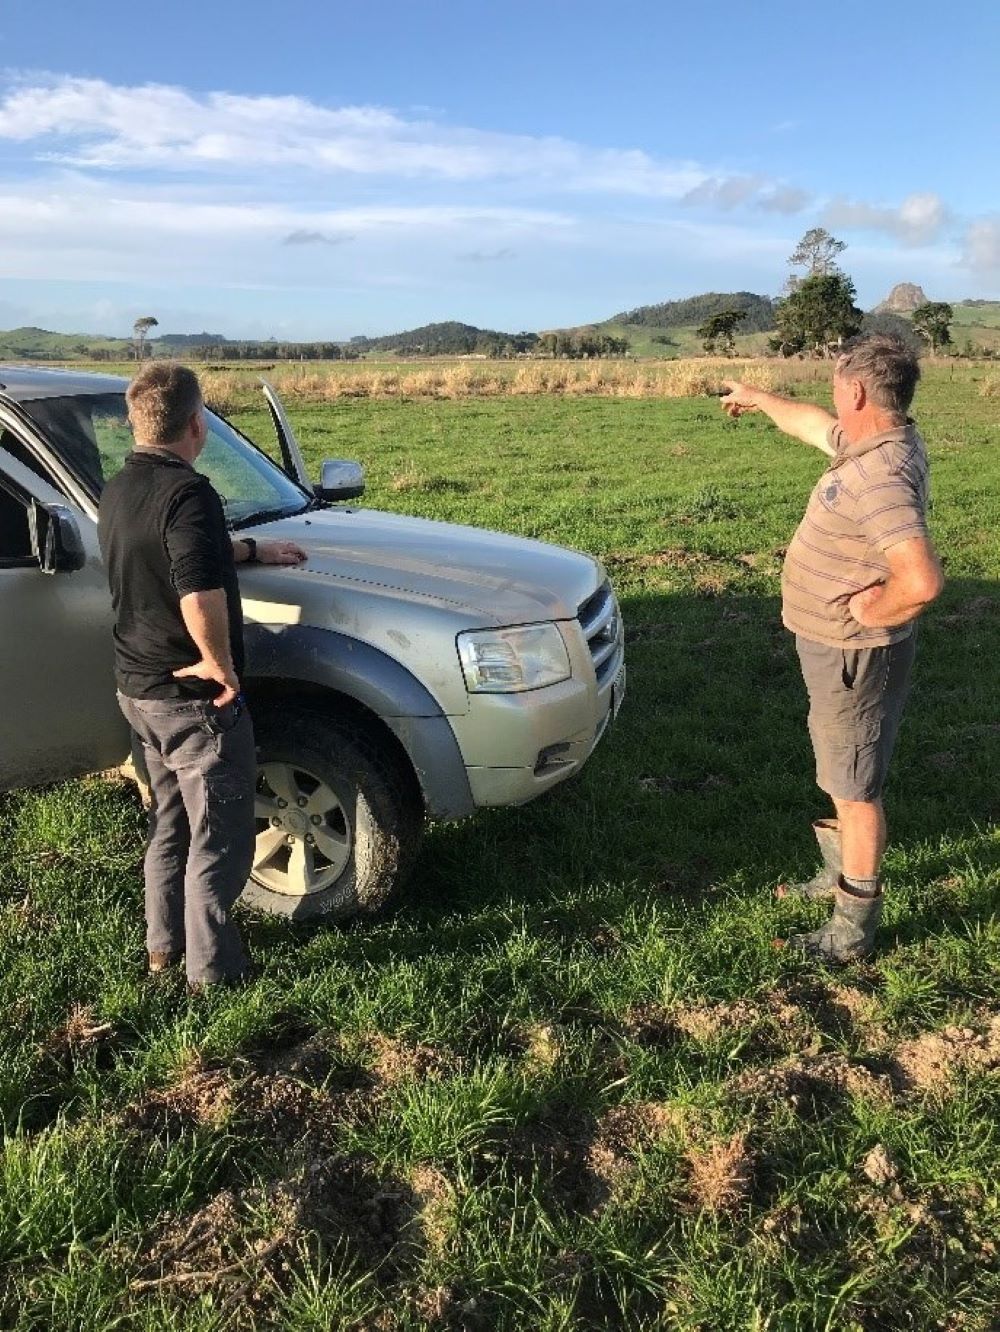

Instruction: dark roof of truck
[0,365,129,403]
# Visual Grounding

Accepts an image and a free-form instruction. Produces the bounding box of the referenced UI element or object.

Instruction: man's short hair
[835,334,920,417]
[126,362,203,446]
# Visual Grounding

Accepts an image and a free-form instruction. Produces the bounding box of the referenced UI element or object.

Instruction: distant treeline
[613,291,777,332]
[535,329,631,358]
[348,321,540,357]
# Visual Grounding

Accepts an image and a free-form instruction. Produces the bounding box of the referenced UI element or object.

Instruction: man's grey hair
[835,334,920,418]
[126,362,203,446]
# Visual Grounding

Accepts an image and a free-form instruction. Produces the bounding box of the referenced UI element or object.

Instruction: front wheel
[240,707,423,920]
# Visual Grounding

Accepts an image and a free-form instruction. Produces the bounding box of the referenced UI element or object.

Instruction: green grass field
[1,366,999,1330]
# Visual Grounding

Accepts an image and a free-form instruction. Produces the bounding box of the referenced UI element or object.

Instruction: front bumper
[451,583,625,808]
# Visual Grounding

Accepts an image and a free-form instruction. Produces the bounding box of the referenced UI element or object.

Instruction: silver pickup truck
[0,366,625,920]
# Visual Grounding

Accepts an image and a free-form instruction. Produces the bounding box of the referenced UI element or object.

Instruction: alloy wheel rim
[252,761,352,896]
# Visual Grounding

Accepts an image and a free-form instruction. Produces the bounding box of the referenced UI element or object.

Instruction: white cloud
[961,217,1000,273]
[0,74,710,197]
[822,192,949,246]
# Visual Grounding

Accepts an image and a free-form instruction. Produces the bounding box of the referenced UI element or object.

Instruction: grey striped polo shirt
[781,421,930,648]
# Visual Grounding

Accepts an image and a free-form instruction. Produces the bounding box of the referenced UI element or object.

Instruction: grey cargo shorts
[795,632,916,802]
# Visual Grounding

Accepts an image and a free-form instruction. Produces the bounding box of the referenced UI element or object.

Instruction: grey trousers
[119,692,256,984]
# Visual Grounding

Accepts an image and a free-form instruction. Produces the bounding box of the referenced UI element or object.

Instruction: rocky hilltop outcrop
[873,283,929,314]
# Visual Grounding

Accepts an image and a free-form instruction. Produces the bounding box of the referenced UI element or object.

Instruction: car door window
[19,394,307,524]
[0,482,33,566]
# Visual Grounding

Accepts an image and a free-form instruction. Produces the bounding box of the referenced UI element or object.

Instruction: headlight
[457,624,571,693]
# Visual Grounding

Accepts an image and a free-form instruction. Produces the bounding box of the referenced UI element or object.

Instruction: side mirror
[315,459,365,502]
[30,502,86,574]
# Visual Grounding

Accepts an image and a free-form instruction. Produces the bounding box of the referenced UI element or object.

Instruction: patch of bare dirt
[609,547,709,572]
[364,1033,451,1088]
[121,1066,236,1135]
[889,1016,1000,1094]
[673,992,807,1044]
[264,1033,343,1084]
[620,1003,680,1050]
[685,1131,754,1213]
[405,1165,457,1260]
[587,1101,685,1195]
[927,751,960,771]
[130,1152,419,1305]
[823,982,880,1028]
[854,1179,1000,1283]
[731,1053,894,1112]
[486,1113,600,1214]
[861,1143,899,1188]
[588,924,621,955]
[518,1022,562,1074]
[121,1058,344,1150]
[408,1285,457,1326]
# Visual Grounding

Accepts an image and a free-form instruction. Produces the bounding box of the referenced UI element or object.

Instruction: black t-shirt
[98,450,244,699]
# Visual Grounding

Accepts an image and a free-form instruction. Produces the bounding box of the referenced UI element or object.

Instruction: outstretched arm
[720,381,837,455]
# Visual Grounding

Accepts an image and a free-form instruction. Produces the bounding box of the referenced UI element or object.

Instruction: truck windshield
[20,393,311,525]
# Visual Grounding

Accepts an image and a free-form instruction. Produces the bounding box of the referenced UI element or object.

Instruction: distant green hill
[0,326,130,360]
[350,321,538,356]
[609,291,776,333]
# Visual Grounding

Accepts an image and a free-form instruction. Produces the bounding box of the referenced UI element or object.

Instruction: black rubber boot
[776,819,841,901]
[781,878,882,962]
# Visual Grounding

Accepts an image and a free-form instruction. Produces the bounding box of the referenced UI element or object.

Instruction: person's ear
[851,378,866,411]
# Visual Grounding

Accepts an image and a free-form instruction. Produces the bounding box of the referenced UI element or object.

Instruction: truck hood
[251,505,603,624]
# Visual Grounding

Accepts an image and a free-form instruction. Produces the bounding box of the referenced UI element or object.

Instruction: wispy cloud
[682,175,767,210]
[282,229,353,247]
[757,186,812,215]
[458,247,515,263]
[822,192,950,246]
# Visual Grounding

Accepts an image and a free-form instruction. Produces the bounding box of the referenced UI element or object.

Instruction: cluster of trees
[535,328,630,358]
[770,230,960,358]
[614,291,775,333]
[349,321,539,357]
[769,230,863,356]
[697,309,748,355]
[911,302,953,351]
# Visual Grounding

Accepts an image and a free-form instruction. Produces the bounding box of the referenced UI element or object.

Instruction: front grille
[578,580,623,686]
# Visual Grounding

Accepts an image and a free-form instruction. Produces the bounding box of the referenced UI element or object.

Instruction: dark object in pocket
[202,693,246,737]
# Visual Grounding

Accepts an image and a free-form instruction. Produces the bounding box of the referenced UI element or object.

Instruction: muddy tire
[240,706,423,921]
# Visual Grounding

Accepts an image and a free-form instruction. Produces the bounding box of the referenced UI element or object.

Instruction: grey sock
[843,874,880,899]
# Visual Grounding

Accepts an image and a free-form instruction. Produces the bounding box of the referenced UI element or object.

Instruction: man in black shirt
[98,363,305,988]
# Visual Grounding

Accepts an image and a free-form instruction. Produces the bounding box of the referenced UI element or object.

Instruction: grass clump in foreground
[1,366,999,1329]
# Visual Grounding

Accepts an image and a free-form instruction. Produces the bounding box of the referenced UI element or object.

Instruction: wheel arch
[242,624,475,822]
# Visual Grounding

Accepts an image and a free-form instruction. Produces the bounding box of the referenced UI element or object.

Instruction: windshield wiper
[229,501,311,531]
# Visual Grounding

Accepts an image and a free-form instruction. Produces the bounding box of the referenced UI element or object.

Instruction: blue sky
[1,0,998,339]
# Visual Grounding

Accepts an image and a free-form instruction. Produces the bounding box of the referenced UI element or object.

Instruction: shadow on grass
[360,577,1000,937]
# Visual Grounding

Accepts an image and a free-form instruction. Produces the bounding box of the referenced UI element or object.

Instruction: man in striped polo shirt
[721,336,944,960]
